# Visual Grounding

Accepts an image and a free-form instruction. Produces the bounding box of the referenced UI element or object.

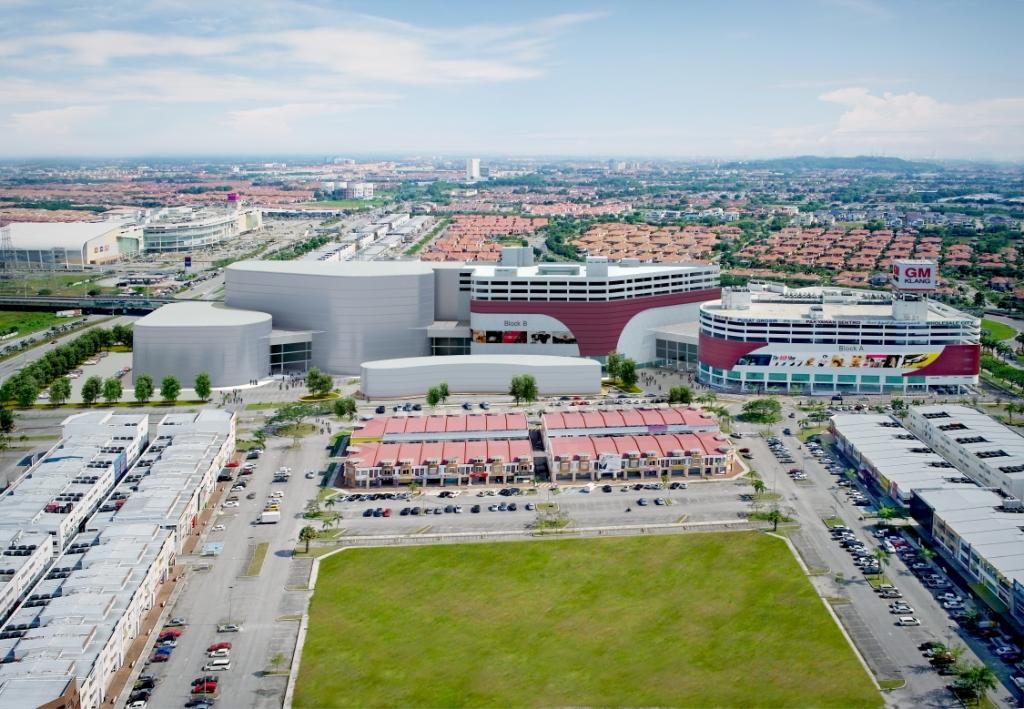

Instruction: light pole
[227,584,234,623]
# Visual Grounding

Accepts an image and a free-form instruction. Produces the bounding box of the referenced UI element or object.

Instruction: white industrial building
[0,410,234,709]
[913,487,1024,631]
[1,220,143,270]
[905,404,1024,501]
[360,354,602,398]
[830,413,973,504]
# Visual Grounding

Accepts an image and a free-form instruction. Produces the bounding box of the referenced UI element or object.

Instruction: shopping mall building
[133,247,719,387]
[696,275,980,394]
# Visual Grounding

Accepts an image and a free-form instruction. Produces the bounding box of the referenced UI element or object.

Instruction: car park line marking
[413,525,433,535]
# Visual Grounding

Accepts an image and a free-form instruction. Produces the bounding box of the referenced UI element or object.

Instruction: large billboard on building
[891,259,937,291]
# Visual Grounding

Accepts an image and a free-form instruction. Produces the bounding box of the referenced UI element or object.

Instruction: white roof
[705,298,966,323]
[468,263,710,279]
[911,405,1024,487]
[915,487,1024,586]
[228,259,433,277]
[363,354,601,370]
[6,220,134,251]
[136,301,270,327]
[831,413,970,500]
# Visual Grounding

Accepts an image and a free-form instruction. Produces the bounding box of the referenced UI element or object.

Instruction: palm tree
[324,496,337,512]
[919,546,937,564]
[299,525,317,553]
[873,548,891,582]
[698,392,717,407]
[1006,402,1019,424]
[751,478,767,496]
[1015,330,1024,354]
[876,505,897,528]
[765,508,784,532]
[955,662,998,704]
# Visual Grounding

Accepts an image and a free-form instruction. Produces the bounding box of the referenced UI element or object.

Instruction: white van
[204,659,231,671]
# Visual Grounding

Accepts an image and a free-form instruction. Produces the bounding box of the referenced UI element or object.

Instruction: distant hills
[722,156,941,172]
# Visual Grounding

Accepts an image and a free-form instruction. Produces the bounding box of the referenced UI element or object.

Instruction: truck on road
[258,510,281,524]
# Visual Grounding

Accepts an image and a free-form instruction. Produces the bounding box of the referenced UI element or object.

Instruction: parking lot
[737,405,1020,708]
[328,480,749,536]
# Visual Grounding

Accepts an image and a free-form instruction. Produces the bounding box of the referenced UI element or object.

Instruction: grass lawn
[0,310,64,337]
[295,533,881,709]
[981,318,1016,341]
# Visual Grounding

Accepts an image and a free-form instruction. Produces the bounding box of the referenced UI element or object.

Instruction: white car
[889,604,914,614]
[222,501,239,508]
[896,616,921,626]
[208,648,231,658]
[271,491,284,498]
[128,702,147,709]
[212,524,226,532]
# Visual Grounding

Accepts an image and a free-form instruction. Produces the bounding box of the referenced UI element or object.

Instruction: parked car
[896,616,921,626]
[217,624,241,633]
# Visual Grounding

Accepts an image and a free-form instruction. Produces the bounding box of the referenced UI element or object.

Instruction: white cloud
[729,89,1024,158]
[7,104,107,135]
[5,30,242,66]
[225,101,390,135]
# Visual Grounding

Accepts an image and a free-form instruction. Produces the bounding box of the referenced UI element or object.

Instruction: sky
[1,0,1023,160]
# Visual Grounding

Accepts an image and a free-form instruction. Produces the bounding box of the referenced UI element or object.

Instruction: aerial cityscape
[0,2,1023,709]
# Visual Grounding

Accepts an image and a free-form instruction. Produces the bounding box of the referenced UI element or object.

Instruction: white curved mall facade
[133,302,271,388]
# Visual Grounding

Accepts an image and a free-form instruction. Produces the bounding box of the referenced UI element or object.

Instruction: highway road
[0,314,135,385]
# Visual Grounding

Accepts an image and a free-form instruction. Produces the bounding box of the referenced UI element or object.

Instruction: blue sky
[1,0,1022,159]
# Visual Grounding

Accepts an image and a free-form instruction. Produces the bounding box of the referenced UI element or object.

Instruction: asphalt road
[0,314,135,385]
[735,404,1018,708]
[127,431,329,709]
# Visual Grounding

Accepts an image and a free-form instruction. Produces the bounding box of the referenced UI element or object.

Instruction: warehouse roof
[228,259,433,277]
[6,220,134,251]
[363,354,600,370]
[136,301,271,328]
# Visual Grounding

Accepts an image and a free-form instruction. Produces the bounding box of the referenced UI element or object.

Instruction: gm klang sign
[891,259,937,291]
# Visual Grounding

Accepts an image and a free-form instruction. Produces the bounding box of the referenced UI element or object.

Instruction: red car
[149,653,169,663]
[160,627,183,636]
[191,682,217,694]
[207,642,232,652]
[225,461,240,468]
[382,508,392,517]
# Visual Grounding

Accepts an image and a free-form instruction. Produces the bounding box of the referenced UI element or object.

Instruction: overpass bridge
[0,294,184,315]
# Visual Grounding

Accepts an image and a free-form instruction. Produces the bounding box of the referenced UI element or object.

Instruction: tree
[765,508,784,532]
[48,377,72,406]
[134,375,154,404]
[426,386,442,407]
[102,377,122,404]
[437,382,450,403]
[618,358,638,389]
[955,662,998,704]
[605,351,623,380]
[298,525,318,553]
[160,376,181,402]
[973,291,987,307]
[194,372,212,401]
[668,385,693,404]
[876,505,897,527]
[252,428,267,450]
[741,398,782,424]
[873,548,891,582]
[333,396,357,420]
[0,408,15,436]
[751,478,767,495]
[305,368,333,398]
[698,392,718,407]
[81,376,102,406]
[1007,402,1019,424]
[1016,331,1024,354]
[509,374,539,405]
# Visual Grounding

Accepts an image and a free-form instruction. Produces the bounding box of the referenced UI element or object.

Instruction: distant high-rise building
[466,158,481,181]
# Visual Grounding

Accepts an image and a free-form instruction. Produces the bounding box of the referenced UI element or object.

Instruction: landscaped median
[294,532,881,709]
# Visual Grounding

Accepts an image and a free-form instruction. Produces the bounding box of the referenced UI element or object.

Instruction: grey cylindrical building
[133,301,271,388]
[226,260,434,374]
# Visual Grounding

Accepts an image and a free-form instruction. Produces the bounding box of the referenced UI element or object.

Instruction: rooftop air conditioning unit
[1002,497,1023,511]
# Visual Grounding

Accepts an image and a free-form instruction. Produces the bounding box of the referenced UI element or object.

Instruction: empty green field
[0,310,62,337]
[296,533,880,709]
